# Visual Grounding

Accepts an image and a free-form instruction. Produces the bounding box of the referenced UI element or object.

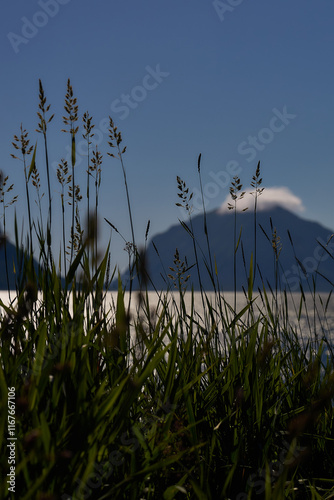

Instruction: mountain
[0,237,20,290]
[0,236,40,291]
[121,206,334,292]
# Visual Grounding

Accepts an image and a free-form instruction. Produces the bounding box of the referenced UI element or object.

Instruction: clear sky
[1,0,334,272]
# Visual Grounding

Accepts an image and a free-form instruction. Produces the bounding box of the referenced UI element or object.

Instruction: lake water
[1,290,333,358]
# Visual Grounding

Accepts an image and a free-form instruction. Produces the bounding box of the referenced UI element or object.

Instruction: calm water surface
[1,290,334,343]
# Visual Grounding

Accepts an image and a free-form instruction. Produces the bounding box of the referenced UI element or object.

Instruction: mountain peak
[217,186,305,215]
[120,200,334,291]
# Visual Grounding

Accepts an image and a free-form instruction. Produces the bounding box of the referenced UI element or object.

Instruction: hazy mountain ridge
[2,206,333,292]
[0,238,20,290]
[0,237,40,291]
[121,205,334,291]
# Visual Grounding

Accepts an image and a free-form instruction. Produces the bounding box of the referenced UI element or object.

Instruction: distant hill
[0,237,40,291]
[0,237,20,290]
[120,206,334,291]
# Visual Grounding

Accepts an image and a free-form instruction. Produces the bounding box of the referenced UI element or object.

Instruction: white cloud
[217,186,305,214]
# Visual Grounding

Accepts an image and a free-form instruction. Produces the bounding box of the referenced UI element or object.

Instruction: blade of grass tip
[198,153,215,283]
[197,153,207,237]
[295,257,307,278]
[259,223,271,243]
[94,376,127,423]
[269,216,273,233]
[27,142,37,180]
[287,229,294,248]
[248,252,254,302]
[241,241,248,287]
[136,344,171,398]
[65,244,85,289]
[116,271,128,353]
[235,226,243,254]
[214,254,218,277]
[96,244,110,291]
[315,270,334,288]
[152,240,160,256]
[325,289,333,314]
[163,480,188,500]
[228,301,252,329]
[297,290,303,322]
[262,285,275,326]
[316,236,334,261]
[178,219,194,239]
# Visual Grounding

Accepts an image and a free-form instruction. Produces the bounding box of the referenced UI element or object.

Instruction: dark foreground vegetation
[0,81,333,499]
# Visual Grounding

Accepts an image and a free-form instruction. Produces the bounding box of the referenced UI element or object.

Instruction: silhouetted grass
[0,81,333,499]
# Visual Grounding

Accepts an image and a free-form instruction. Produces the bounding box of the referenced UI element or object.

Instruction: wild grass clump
[0,81,333,499]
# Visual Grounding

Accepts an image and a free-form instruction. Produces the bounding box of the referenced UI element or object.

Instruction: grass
[0,81,334,499]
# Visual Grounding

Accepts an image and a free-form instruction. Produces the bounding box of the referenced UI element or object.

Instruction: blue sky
[1,0,334,272]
